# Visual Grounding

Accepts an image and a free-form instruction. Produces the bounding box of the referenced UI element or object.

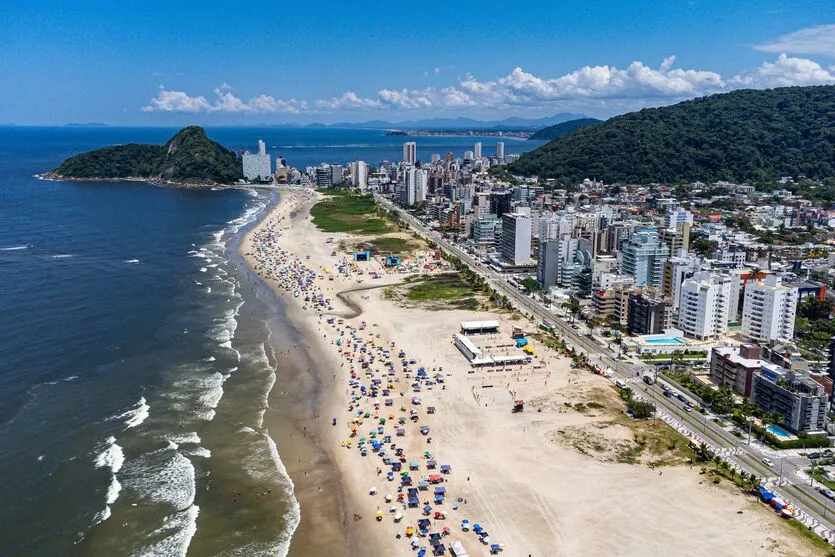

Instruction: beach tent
[433,544,446,556]
[429,474,442,483]
[449,540,469,557]
[427,459,437,469]
[408,497,420,507]
[440,464,451,473]
[435,486,446,494]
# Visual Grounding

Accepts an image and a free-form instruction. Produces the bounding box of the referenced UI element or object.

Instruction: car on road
[683,405,693,412]
[762,457,775,467]
[663,390,673,398]
[615,379,628,389]
[677,393,687,403]
[808,452,822,459]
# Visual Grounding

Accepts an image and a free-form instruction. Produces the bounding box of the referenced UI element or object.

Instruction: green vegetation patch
[364,236,416,253]
[509,86,835,185]
[310,190,393,234]
[785,518,835,554]
[405,273,479,301]
[54,126,243,184]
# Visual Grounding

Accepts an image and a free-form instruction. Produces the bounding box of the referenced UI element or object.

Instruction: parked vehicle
[762,457,774,467]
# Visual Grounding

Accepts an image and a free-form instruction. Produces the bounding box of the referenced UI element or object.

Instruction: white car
[762,457,775,467]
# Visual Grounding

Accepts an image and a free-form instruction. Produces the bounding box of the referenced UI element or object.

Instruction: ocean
[0,126,543,556]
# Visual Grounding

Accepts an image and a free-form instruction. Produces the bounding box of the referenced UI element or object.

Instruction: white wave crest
[118,397,150,429]
[0,245,29,251]
[137,504,199,557]
[94,437,125,474]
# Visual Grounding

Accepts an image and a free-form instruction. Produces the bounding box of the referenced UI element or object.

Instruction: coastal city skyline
[4,2,835,556]
[2,1,834,125]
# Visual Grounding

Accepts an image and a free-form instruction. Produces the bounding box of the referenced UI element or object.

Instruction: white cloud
[141,87,214,113]
[315,91,382,110]
[142,86,281,114]
[142,55,835,116]
[732,53,835,88]
[457,59,726,108]
[754,25,835,56]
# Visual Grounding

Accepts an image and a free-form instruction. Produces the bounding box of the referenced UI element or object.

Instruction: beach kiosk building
[460,320,499,335]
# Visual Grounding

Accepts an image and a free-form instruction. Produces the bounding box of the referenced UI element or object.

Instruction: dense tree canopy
[527,118,602,141]
[509,86,835,185]
[55,126,243,184]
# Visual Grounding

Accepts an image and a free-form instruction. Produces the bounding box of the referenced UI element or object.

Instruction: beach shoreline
[239,186,825,557]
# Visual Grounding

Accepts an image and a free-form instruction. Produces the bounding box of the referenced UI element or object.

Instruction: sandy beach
[240,187,823,557]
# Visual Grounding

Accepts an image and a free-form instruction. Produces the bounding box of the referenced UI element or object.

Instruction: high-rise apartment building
[473,142,482,159]
[741,275,798,342]
[402,142,417,165]
[621,228,669,287]
[501,213,532,265]
[496,142,505,161]
[678,271,731,340]
[351,161,368,189]
[242,139,272,181]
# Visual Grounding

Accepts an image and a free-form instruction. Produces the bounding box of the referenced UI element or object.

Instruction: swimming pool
[766,424,794,439]
[644,337,685,344]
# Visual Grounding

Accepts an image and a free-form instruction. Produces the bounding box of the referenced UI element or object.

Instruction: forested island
[45,126,243,185]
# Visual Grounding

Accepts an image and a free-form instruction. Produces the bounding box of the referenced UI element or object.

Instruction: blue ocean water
[0,126,541,556]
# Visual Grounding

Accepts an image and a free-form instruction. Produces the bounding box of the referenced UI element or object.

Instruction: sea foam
[118,397,150,429]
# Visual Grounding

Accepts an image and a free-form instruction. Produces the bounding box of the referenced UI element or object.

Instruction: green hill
[528,118,602,141]
[508,86,835,184]
[53,126,242,185]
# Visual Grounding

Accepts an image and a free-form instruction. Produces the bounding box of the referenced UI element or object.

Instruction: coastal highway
[375,193,835,537]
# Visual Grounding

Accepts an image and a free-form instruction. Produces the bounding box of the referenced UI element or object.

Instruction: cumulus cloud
[142,54,835,116]
[732,53,835,88]
[141,87,214,113]
[142,86,284,114]
[754,25,835,56]
[314,91,382,110]
[457,60,726,107]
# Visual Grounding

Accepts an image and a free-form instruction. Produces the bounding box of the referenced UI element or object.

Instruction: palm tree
[713,455,722,471]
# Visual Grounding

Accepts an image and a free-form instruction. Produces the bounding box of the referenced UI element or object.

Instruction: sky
[1,0,834,125]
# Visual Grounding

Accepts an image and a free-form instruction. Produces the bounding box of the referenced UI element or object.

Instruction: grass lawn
[310,190,393,234]
[365,237,414,253]
[808,468,835,491]
[405,274,479,301]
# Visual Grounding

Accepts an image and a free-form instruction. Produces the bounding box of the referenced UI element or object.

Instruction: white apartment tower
[678,271,731,340]
[242,139,272,181]
[741,275,798,342]
[352,161,368,189]
[474,141,482,160]
[402,142,417,165]
[501,213,532,265]
[496,142,505,161]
